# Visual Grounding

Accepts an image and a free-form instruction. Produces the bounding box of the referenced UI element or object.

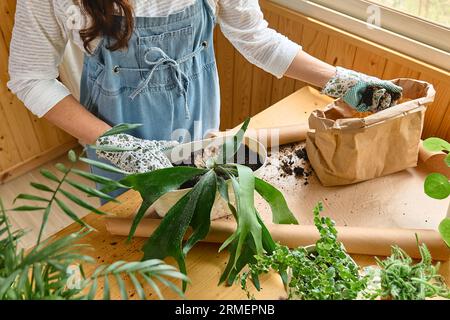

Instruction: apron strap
[126,45,207,120]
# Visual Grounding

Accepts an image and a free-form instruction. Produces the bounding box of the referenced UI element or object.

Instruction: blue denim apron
[80,0,220,199]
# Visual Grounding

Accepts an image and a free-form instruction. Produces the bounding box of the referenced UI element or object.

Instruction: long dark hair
[79,0,134,53]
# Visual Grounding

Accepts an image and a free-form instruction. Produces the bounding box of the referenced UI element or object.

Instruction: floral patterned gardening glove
[96,134,179,174]
[322,67,403,112]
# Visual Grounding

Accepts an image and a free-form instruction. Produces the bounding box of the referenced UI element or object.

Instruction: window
[369,0,450,28]
[273,0,450,70]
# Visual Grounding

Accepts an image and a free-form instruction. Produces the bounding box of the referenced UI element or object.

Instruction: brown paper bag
[306,79,436,186]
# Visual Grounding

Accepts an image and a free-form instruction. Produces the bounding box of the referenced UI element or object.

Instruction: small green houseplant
[240,203,449,300]
[240,203,368,300]
[422,137,450,246]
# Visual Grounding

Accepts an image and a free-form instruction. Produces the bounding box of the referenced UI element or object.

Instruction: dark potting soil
[174,145,263,189]
[362,86,402,111]
[278,145,313,184]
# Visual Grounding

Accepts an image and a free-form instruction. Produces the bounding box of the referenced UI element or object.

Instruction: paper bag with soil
[306,79,436,186]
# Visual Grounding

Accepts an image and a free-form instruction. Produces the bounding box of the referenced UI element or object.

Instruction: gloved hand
[96,134,178,174]
[322,67,403,112]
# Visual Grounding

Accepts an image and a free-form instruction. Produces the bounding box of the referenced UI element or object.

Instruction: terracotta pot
[152,135,268,219]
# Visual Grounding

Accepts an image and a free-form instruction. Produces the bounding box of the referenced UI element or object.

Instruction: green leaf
[12,206,46,212]
[141,274,164,300]
[423,138,450,152]
[100,123,143,138]
[79,157,129,175]
[87,278,98,300]
[114,274,128,300]
[68,150,78,163]
[40,169,60,183]
[0,270,21,298]
[65,179,117,202]
[55,163,69,173]
[129,273,146,300]
[233,165,263,263]
[445,154,450,167]
[33,263,45,297]
[59,189,107,216]
[103,275,110,300]
[439,218,450,247]
[122,166,207,239]
[183,171,217,254]
[219,166,279,285]
[71,169,130,189]
[31,182,54,193]
[255,178,298,225]
[141,192,190,288]
[154,275,186,299]
[37,206,51,244]
[424,173,450,200]
[140,172,215,291]
[14,194,49,203]
[218,118,250,164]
[54,198,90,229]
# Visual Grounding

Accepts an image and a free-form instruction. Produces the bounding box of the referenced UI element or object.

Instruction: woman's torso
[60,0,217,54]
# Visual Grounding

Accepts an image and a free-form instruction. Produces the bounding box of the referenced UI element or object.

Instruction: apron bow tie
[129,45,206,120]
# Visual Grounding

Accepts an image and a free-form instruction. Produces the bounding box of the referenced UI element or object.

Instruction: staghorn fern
[98,119,299,291]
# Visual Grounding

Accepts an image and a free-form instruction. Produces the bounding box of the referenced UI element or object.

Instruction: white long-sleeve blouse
[8,0,301,117]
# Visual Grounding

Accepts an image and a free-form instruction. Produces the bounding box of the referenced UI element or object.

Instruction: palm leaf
[40,169,60,183]
[79,157,129,175]
[14,194,49,203]
[31,183,54,193]
[65,179,117,202]
[54,198,90,229]
[59,189,107,216]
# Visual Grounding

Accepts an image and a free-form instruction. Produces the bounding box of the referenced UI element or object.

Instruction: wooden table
[54,190,449,300]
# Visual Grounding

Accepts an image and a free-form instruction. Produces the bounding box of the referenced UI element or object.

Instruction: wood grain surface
[51,190,449,300]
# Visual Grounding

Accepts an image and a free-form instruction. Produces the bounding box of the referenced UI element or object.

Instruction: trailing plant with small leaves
[375,240,450,300]
[103,118,298,290]
[422,137,450,247]
[0,198,187,300]
[240,203,368,300]
[240,204,450,300]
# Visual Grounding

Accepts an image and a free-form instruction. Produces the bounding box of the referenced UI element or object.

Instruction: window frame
[272,0,450,70]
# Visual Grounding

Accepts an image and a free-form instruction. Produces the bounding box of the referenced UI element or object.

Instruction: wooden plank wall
[0,0,448,183]
[0,0,78,183]
[216,0,450,142]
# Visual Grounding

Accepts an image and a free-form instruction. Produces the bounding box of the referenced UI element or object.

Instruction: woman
[8,0,401,189]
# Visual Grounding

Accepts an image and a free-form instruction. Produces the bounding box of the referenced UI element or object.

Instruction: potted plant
[1,150,186,300]
[97,118,299,290]
[240,203,367,300]
[239,203,450,300]
[422,137,450,247]
[153,134,268,220]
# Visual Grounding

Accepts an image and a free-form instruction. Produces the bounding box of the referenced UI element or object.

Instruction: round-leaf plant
[422,137,450,247]
[103,118,299,290]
